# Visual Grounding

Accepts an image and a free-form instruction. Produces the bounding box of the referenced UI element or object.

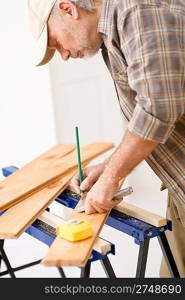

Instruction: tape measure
[57,218,93,242]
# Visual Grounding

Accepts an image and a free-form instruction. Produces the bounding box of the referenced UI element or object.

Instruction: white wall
[49,52,124,144]
[0,0,57,167]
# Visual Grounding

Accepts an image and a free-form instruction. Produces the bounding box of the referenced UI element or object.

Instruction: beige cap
[27,0,57,66]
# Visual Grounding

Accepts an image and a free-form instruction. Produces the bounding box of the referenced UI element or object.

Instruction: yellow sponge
[57,218,93,242]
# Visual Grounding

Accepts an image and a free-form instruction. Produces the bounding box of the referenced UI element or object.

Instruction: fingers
[85,202,96,215]
[70,168,88,194]
[70,164,104,195]
[85,195,123,215]
[79,164,104,192]
[85,201,106,215]
[80,174,97,192]
[71,170,98,194]
[70,174,81,194]
[85,194,109,215]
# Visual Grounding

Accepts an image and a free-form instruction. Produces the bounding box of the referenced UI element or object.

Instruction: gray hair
[52,0,99,13]
[72,0,98,11]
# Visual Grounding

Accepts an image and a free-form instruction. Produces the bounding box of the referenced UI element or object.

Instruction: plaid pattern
[98,0,185,207]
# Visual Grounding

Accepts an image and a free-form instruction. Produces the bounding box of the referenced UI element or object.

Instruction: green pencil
[75,126,83,193]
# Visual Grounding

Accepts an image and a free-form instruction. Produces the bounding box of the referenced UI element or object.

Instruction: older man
[28,0,185,277]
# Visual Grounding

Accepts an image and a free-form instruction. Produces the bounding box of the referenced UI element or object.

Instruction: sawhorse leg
[80,257,116,278]
[0,240,16,278]
[0,240,4,271]
[136,239,150,278]
[80,262,91,278]
[101,257,116,278]
[58,267,66,278]
[157,233,180,278]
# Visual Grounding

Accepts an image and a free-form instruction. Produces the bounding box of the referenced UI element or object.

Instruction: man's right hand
[70,163,105,194]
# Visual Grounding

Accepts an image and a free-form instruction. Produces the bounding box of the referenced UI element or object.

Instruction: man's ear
[57,1,79,20]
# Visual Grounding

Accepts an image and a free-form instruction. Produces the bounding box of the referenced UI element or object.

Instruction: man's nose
[59,49,70,61]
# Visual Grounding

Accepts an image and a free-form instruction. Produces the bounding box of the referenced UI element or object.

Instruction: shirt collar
[97,0,115,36]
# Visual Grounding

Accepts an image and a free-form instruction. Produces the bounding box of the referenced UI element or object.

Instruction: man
[28,0,185,277]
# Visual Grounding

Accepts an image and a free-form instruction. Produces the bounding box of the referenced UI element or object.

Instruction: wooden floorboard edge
[39,211,111,255]
[116,202,167,227]
[0,142,114,212]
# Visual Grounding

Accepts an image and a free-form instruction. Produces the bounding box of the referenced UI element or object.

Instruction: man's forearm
[101,130,159,183]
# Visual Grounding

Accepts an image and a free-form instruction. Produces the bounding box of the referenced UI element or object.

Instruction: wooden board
[42,190,167,267]
[0,172,73,239]
[42,201,109,267]
[0,142,114,212]
[0,142,114,239]
[0,144,75,211]
[0,162,91,239]
[116,202,167,227]
[42,179,124,267]
[39,211,111,255]
[42,200,167,267]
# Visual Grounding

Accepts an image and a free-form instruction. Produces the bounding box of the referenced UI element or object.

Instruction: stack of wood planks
[0,142,115,265]
[0,142,167,268]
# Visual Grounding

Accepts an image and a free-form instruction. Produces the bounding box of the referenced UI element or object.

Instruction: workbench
[0,166,180,278]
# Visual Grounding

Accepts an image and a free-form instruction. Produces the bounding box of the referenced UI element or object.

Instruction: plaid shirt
[98,0,185,207]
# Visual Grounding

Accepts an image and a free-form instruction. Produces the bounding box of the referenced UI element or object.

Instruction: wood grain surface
[42,201,109,267]
[39,211,111,255]
[116,202,167,227]
[0,142,114,212]
[0,142,114,238]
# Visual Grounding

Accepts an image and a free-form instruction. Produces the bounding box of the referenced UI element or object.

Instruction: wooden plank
[0,165,88,239]
[42,187,167,267]
[116,202,167,227]
[42,179,124,267]
[0,142,114,238]
[39,210,65,228]
[42,199,167,267]
[92,237,112,256]
[42,200,109,267]
[0,142,114,212]
[0,144,75,211]
[0,179,70,239]
[39,211,111,255]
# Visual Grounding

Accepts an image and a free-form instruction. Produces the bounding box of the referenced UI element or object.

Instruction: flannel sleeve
[121,5,185,143]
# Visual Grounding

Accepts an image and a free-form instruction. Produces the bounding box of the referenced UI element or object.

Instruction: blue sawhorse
[0,168,115,278]
[0,166,180,278]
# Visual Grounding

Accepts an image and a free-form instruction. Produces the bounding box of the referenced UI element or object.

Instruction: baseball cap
[27,0,57,66]
[28,0,96,66]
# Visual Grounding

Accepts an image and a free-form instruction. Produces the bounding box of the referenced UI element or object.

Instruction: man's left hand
[85,176,122,214]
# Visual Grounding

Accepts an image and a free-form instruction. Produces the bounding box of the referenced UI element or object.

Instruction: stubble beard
[71,26,102,59]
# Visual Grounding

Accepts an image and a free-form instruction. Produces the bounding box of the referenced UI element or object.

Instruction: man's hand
[84,130,158,214]
[71,130,158,215]
[85,175,121,214]
[70,163,123,214]
[70,163,105,194]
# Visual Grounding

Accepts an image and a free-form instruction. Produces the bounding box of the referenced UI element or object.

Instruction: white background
[0,1,168,278]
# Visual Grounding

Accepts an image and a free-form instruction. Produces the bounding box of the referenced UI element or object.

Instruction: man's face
[48,13,102,61]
